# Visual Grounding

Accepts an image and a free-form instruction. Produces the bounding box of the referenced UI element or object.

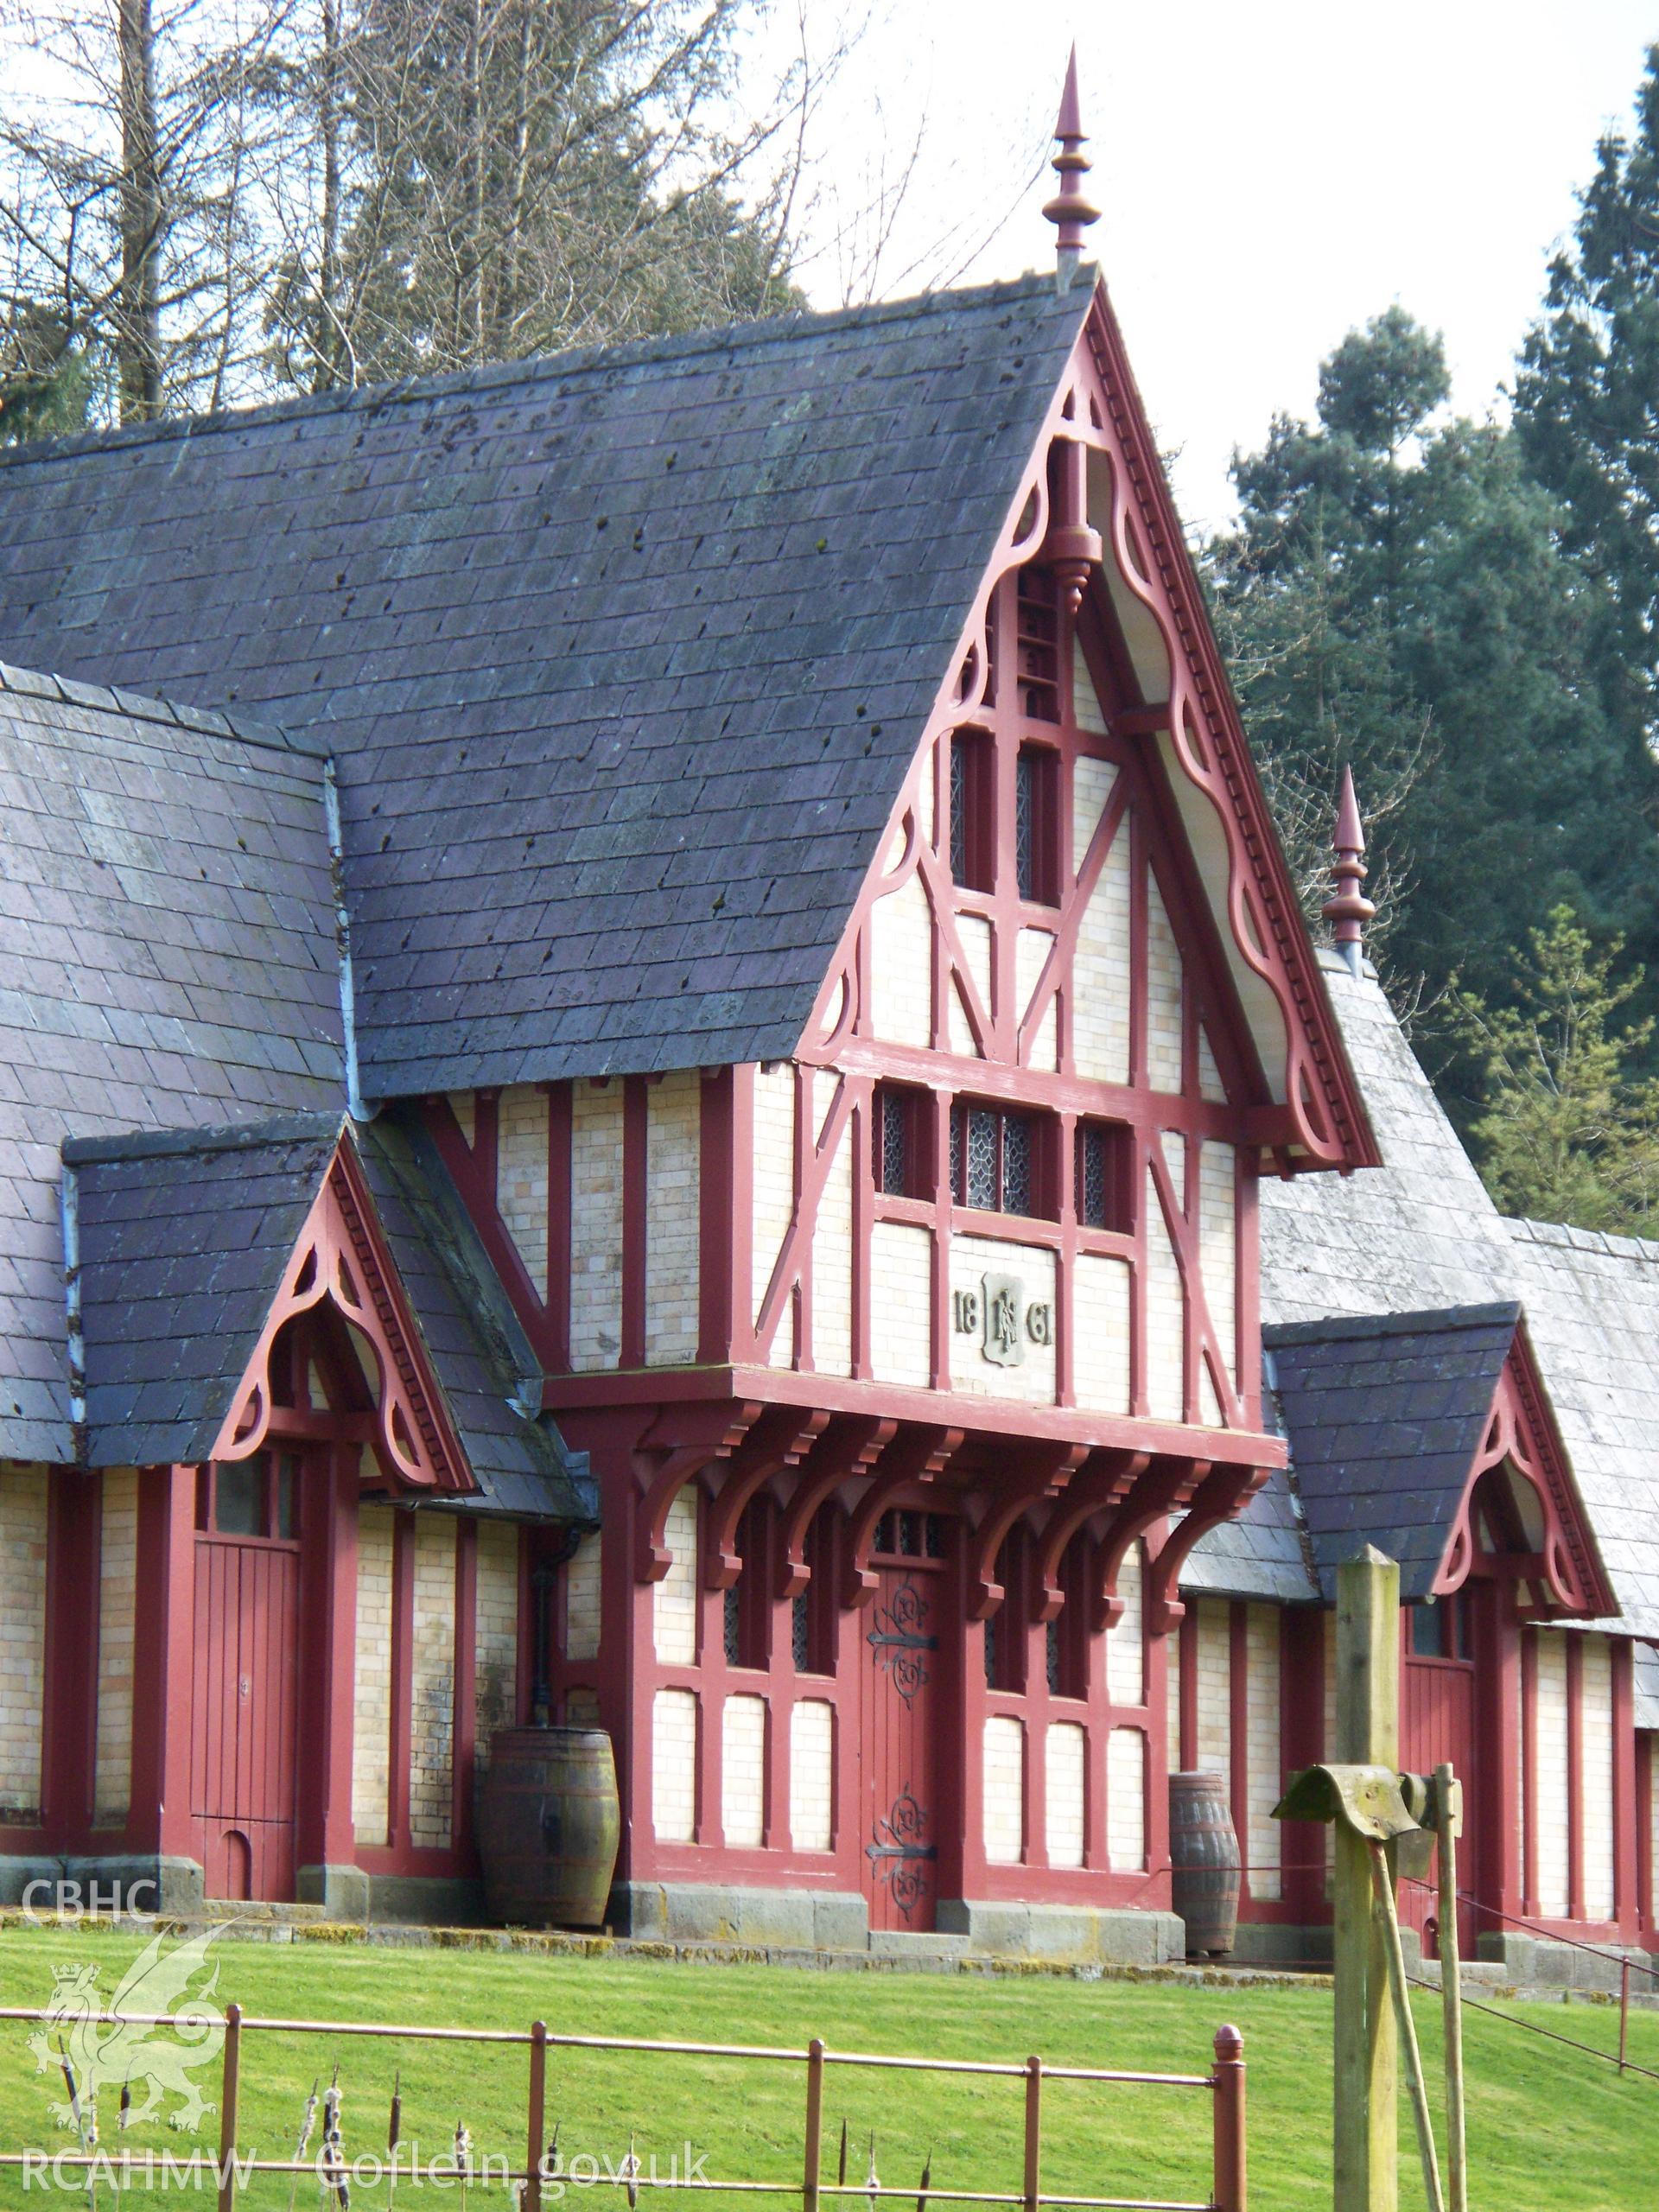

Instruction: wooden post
[1211,2025,1246,2212]
[803,2039,824,2212]
[1619,1961,1630,2076]
[217,2003,242,2212]
[1022,2056,1042,2212]
[1333,1548,1398,2212]
[526,2019,548,2212]
[1370,1842,1445,2212]
[1434,1764,1467,2212]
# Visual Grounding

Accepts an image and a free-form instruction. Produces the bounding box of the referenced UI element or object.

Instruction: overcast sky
[772,1,1658,535]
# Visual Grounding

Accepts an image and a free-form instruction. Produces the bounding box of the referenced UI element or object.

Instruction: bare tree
[0,0,299,423]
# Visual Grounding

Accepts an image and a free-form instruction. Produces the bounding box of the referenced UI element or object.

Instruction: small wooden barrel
[1169,1770,1242,1958]
[476,1726,621,1929]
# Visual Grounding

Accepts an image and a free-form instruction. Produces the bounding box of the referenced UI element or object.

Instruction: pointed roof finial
[1042,47,1099,290]
[1321,766,1376,977]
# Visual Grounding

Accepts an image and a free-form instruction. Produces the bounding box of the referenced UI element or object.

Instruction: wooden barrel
[476,1726,620,1929]
[1169,1770,1241,1957]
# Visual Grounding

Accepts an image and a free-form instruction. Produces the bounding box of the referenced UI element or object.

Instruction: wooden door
[860,1513,947,1932]
[1401,1593,1478,1954]
[190,1456,302,1901]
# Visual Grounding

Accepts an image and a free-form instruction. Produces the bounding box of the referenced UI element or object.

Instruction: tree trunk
[117,0,163,421]
[315,0,343,389]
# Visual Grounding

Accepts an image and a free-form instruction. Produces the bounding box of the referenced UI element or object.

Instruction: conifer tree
[1514,46,1659,749]
[1455,906,1659,1234]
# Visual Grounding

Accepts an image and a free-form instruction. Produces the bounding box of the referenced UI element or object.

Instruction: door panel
[1402,1655,1478,1953]
[860,1567,941,1931]
[191,1536,301,1901]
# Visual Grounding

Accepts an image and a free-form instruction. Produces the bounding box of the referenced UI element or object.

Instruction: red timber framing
[404,276,1396,1936]
[24,1128,543,1905]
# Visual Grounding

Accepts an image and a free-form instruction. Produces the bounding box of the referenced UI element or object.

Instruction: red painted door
[860,1515,946,1933]
[190,1458,302,1901]
[1401,1595,1478,1955]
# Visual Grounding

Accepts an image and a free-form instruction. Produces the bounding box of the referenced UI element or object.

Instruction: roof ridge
[65,1109,346,1167]
[0,271,1073,472]
[1263,1300,1522,1348]
[0,659,328,762]
[1507,1213,1659,1266]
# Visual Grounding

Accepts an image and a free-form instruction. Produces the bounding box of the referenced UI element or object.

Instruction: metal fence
[0,2008,1247,2212]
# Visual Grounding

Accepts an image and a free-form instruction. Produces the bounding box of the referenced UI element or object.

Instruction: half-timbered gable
[6,91,1659,1976]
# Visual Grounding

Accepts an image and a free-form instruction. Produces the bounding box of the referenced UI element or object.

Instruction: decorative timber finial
[1321,766,1376,977]
[1043,46,1098,289]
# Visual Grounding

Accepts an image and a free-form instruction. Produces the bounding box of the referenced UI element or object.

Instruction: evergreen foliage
[1454,906,1659,1234]
[1209,310,1659,1060]
[1515,46,1659,750]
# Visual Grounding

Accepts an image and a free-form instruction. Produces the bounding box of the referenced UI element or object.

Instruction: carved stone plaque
[981,1273,1025,1366]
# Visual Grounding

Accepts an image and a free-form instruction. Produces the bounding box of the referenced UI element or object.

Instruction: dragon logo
[29,1924,229,2136]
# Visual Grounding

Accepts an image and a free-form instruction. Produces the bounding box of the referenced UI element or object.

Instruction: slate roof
[68,1113,590,1520]
[0,665,346,1463]
[0,279,1093,1099]
[1221,948,1659,1639]
[1262,1305,1520,1602]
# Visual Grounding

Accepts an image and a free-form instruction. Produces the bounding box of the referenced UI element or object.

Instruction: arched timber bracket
[1032,1452,1148,1624]
[1432,1344,1614,1617]
[842,1426,964,1610]
[1091,1459,1194,1632]
[213,1145,469,1493]
[703,1407,831,1589]
[1145,1462,1272,1636]
[632,1402,762,1582]
[776,1416,895,1600]
[968,1444,1088,1621]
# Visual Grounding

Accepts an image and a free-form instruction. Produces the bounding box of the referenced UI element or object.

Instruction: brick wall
[1017,926,1059,1071]
[1073,1252,1131,1414]
[789,1699,834,1851]
[948,913,992,1057]
[1535,1630,1570,1917]
[496,1084,550,1300]
[1195,1598,1230,1777]
[869,1223,932,1388]
[813,1082,854,1378]
[1073,830,1131,1085]
[571,1082,625,1370]
[1166,1629,1182,1770]
[408,1513,456,1849]
[654,1490,699,1665]
[1106,1540,1145,1705]
[751,1064,795,1361]
[1145,1154,1185,1422]
[447,1091,476,1146]
[1046,1720,1085,1867]
[0,1468,48,1815]
[1072,641,1109,739]
[1146,877,1184,1093]
[474,1520,519,1764]
[982,1715,1025,1865]
[1198,1143,1236,1389]
[721,1694,766,1847]
[564,1530,601,1663]
[1580,1633,1615,1921]
[353,1504,395,1845]
[652,1687,698,1841]
[870,851,932,1049]
[1107,1726,1147,1872]
[94,1468,137,1827]
[1198,1027,1225,1103]
[646,1071,700,1364]
[948,1235,1055,1404]
[1245,1604,1281,1902]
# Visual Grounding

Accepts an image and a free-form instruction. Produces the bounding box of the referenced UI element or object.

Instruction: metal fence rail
[0,2007,1247,2212]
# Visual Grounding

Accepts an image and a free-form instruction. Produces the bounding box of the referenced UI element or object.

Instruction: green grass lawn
[0,1925,1652,2210]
